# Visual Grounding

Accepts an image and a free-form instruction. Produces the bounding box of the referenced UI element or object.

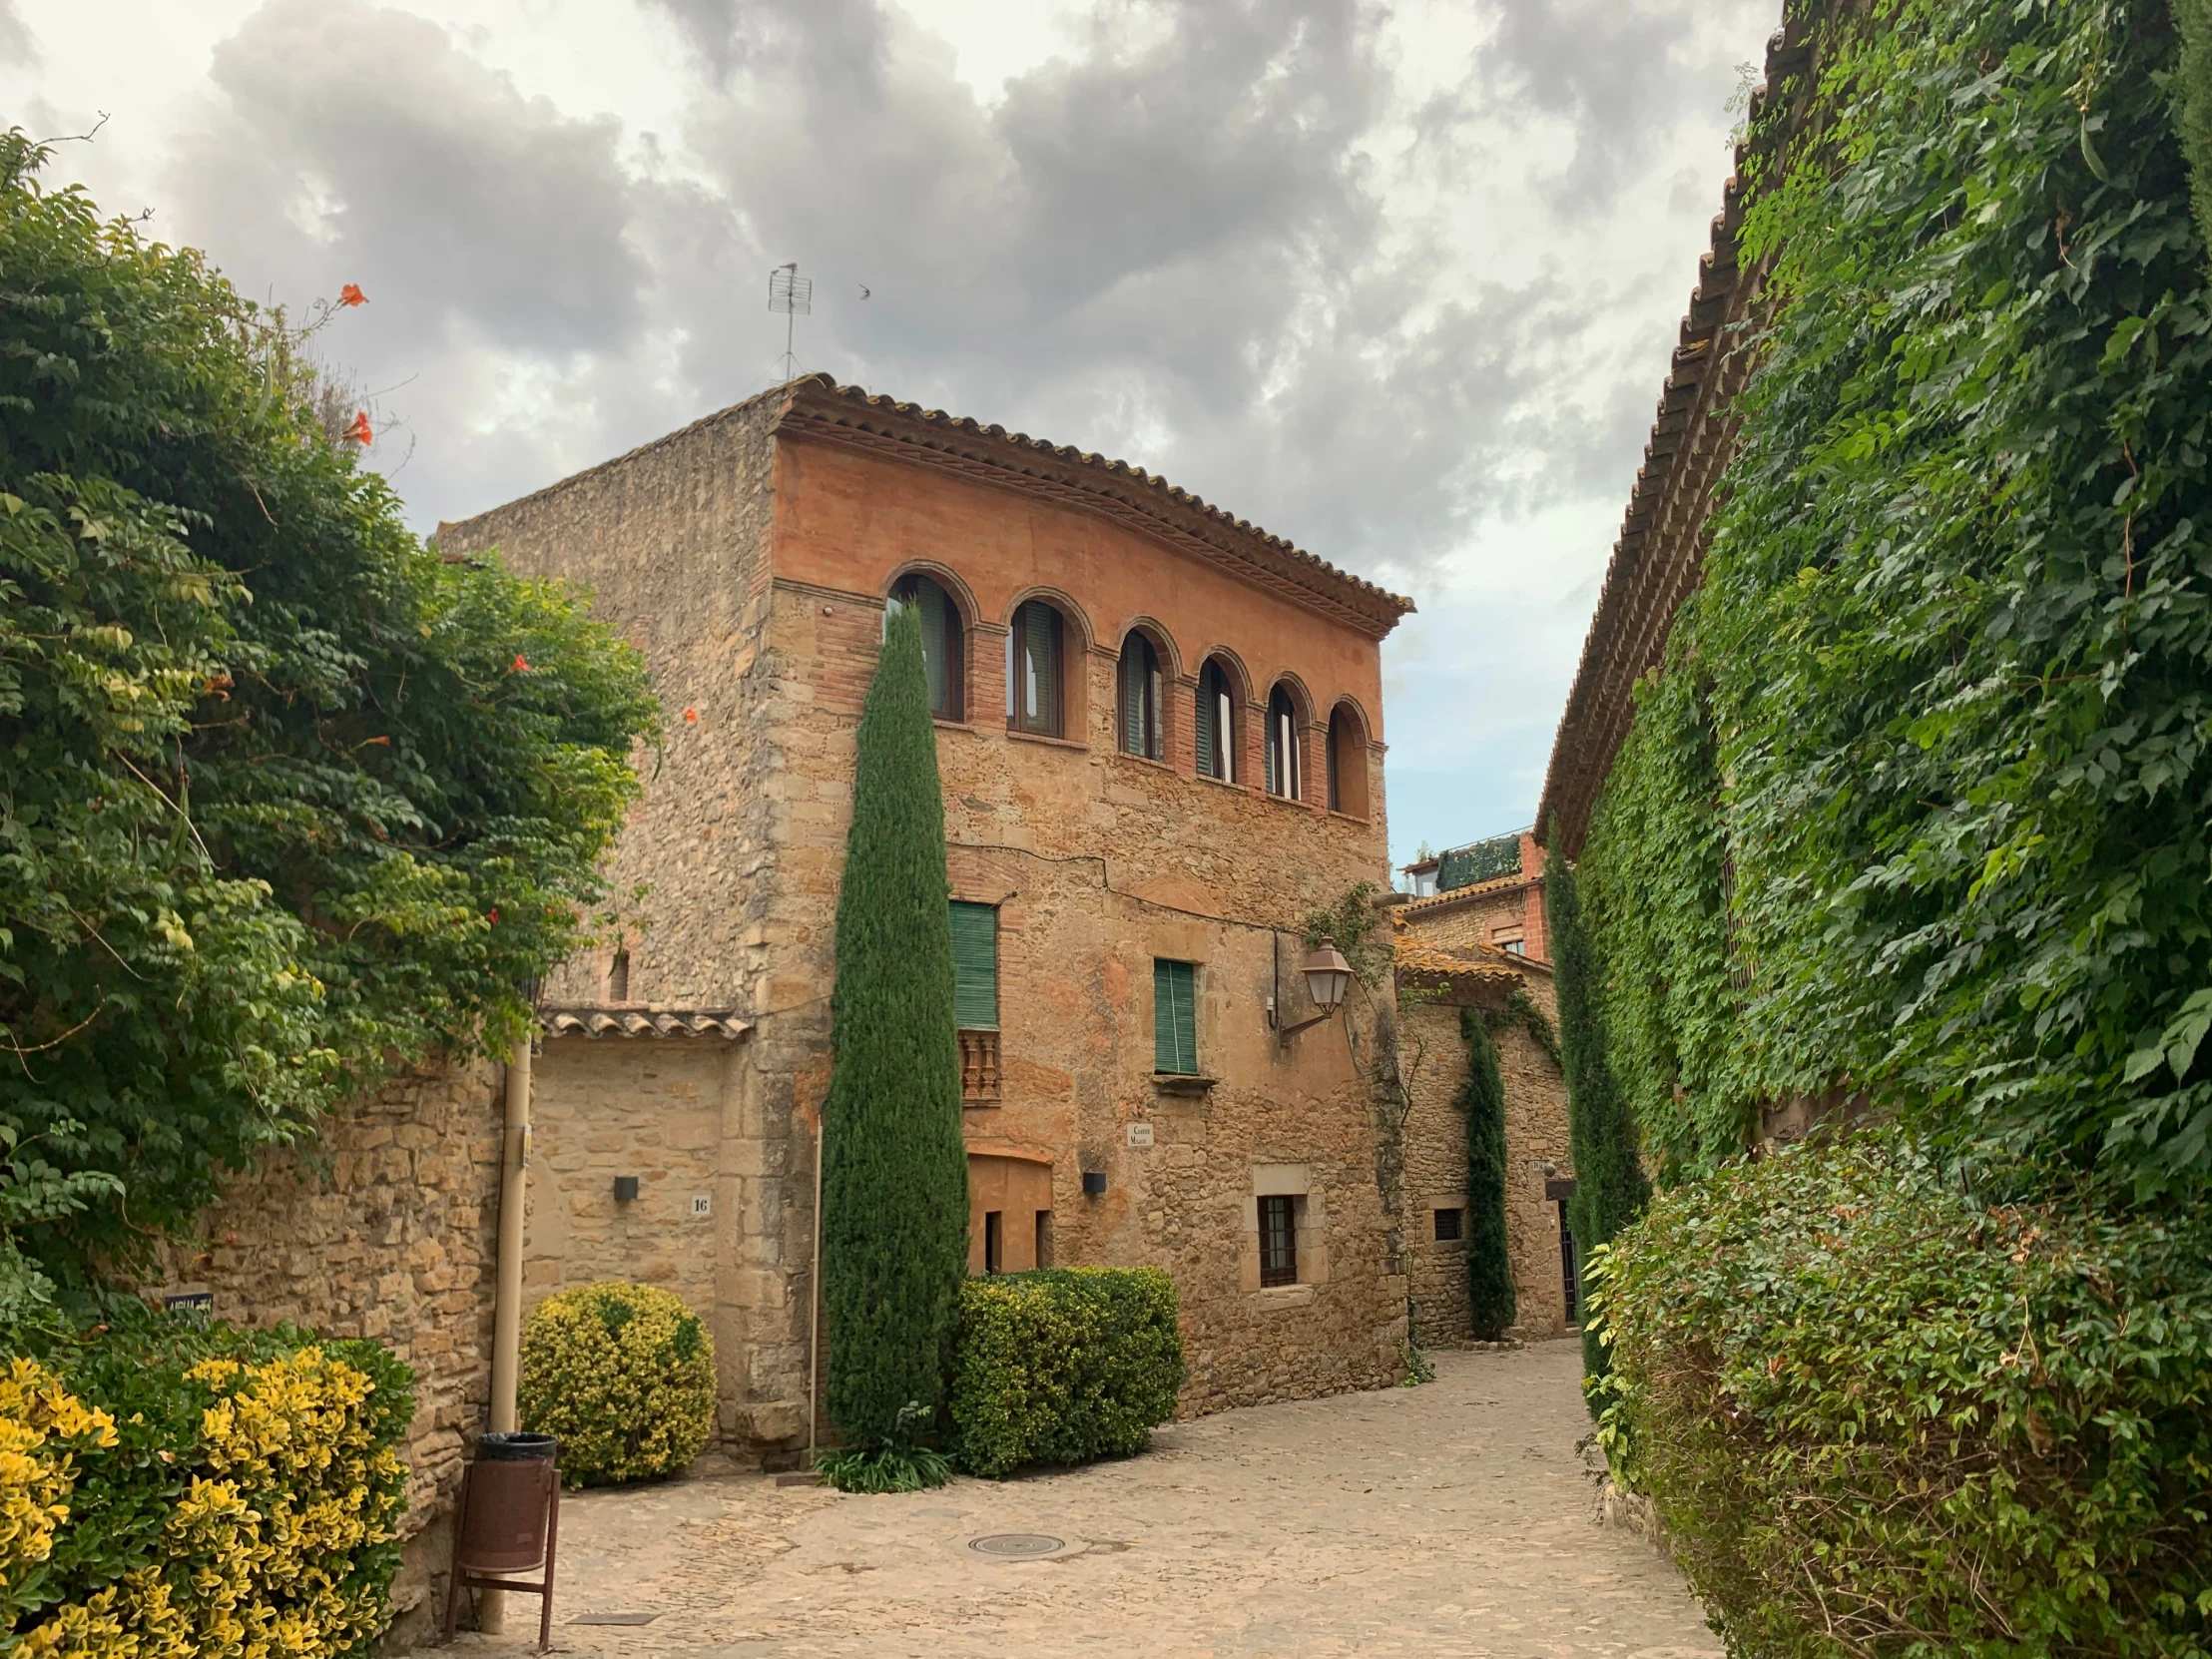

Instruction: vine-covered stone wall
[1576,0,2212,1198]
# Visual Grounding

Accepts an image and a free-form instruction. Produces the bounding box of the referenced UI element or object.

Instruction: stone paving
[425,1340,1719,1658]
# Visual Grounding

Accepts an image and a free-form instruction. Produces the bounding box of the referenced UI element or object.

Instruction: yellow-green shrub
[950,1268,1184,1478]
[3,1310,413,1658]
[518,1282,715,1486]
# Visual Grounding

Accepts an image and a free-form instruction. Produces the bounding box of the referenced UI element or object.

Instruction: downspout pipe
[480,1028,533,1633]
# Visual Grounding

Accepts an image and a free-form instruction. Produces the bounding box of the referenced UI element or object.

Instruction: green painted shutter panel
[1148,662,1164,760]
[1121,643,1144,754]
[1153,959,1196,1074]
[1022,602,1058,734]
[1195,672,1217,776]
[950,902,998,1030]
[919,580,948,716]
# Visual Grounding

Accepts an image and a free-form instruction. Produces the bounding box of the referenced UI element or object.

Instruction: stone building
[1388,829,1576,1346]
[433,374,1419,1455]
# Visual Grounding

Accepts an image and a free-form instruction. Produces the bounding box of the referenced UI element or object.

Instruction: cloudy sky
[5,0,1778,872]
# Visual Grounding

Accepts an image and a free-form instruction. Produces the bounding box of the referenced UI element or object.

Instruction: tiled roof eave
[775,379,1415,642]
[1535,10,1822,857]
[538,1006,752,1041]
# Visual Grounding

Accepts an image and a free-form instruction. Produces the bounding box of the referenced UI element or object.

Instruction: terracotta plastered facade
[437,376,1416,1451]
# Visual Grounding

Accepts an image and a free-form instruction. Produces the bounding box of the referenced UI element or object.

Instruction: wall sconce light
[612,1176,640,1203]
[1081,1171,1107,1198]
[1272,937,1354,1045]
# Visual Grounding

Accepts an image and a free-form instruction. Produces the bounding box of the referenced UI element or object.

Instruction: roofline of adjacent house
[1533,8,1822,858]
[437,375,1414,643]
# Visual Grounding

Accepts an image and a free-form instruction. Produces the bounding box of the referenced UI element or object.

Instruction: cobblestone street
[425,1341,1718,1658]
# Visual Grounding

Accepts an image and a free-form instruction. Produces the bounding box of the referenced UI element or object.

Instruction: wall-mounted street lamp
[1272,937,1354,1045]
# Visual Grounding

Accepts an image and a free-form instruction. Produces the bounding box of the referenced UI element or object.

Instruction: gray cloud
[168,0,652,360]
[0,2,32,69]
[133,0,1779,854]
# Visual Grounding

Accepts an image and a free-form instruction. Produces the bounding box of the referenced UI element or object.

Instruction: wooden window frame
[1258,1194,1298,1287]
[1117,633,1165,761]
[889,573,965,723]
[1153,958,1199,1075]
[1006,600,1066,738]
[1196,659,1237,783]
[1265,685,1302,801]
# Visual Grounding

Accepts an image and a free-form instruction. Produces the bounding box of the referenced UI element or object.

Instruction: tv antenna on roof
[769,262,812,381]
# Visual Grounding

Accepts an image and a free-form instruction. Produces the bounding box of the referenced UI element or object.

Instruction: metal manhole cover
[967,1532,1064,1559]
[570,1613,659,1626]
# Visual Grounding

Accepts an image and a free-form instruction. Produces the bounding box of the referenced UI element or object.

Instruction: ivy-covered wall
[1574,0,2212,1199]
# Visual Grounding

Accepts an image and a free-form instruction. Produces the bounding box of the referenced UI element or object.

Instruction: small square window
[1259,1194,1298,1287]
[1433,1207,1464,1243]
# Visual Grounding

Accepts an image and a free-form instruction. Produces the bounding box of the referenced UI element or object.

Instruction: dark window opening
[1154,959,1198,1075]
[1265,685,1302,800]
[1559,1202,1580,1323]
[1259,1194,1298,1287]
[984,1210,1004,1275]
[888,573,964,721]
[1034,1210,1053,1270]
[1118,633,1165,760]
[1327,704,1368,816]
[1433,1207,1463,1243]
[608,948,630,1002]
[1196,660,1237,782]
[1006,600,1065,737]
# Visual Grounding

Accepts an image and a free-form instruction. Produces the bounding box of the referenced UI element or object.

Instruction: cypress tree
[1459,1006,1516,1341]
[1544,849,1650,1396]
[820,604,969,1481]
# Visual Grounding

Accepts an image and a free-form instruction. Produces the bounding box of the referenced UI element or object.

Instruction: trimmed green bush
[1458,1007,1515,1341]
[1592,1135,2212,1658]
[820,603,969,1479]
[517,1281,715,1487]
[4,1304,414,1656]
[950,1268,1185,1478]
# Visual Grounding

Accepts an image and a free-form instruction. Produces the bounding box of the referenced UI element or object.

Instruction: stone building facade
[148,1061,504,1644]
[436,375,1418,1451]
[1388,830,1576,1347]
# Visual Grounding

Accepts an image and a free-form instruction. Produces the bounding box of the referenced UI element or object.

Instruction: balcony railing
[958,1029,1001,1102]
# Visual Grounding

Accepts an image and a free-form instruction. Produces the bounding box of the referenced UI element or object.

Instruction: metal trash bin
[442,1431,560,1649]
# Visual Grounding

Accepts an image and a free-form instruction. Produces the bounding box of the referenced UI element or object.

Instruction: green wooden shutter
[1148,659,1164,760]
[1195,671,1217,776]
[1120,640,1144,755]
[1021,602,1058,734]
[1153,959,1196,1074]
[950,902,998,1030]
[919,580,948,717]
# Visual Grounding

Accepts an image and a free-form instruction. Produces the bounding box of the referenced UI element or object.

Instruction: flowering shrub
[950,1268,1184,1478]
[518,1283,716,1486]
[2,1310,413,1657]
[1591,1137,2212,1658]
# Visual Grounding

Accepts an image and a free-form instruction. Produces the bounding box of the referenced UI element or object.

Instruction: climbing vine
[1457,1007,1515,1341]
[1575,0,2212,1197]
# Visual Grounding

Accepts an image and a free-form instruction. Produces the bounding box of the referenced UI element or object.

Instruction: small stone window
[1259,1194,1299,1287]
[1433,1207,1464,1243]
[607,947,630,1002]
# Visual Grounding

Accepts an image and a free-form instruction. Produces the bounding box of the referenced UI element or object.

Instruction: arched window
[1117,633,1164,761]
[1006,599,1065,738]
[887,573,964,721]
[1265,684,1302,800]
[1196,659,1237,782]
[1327,703,1369,817]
